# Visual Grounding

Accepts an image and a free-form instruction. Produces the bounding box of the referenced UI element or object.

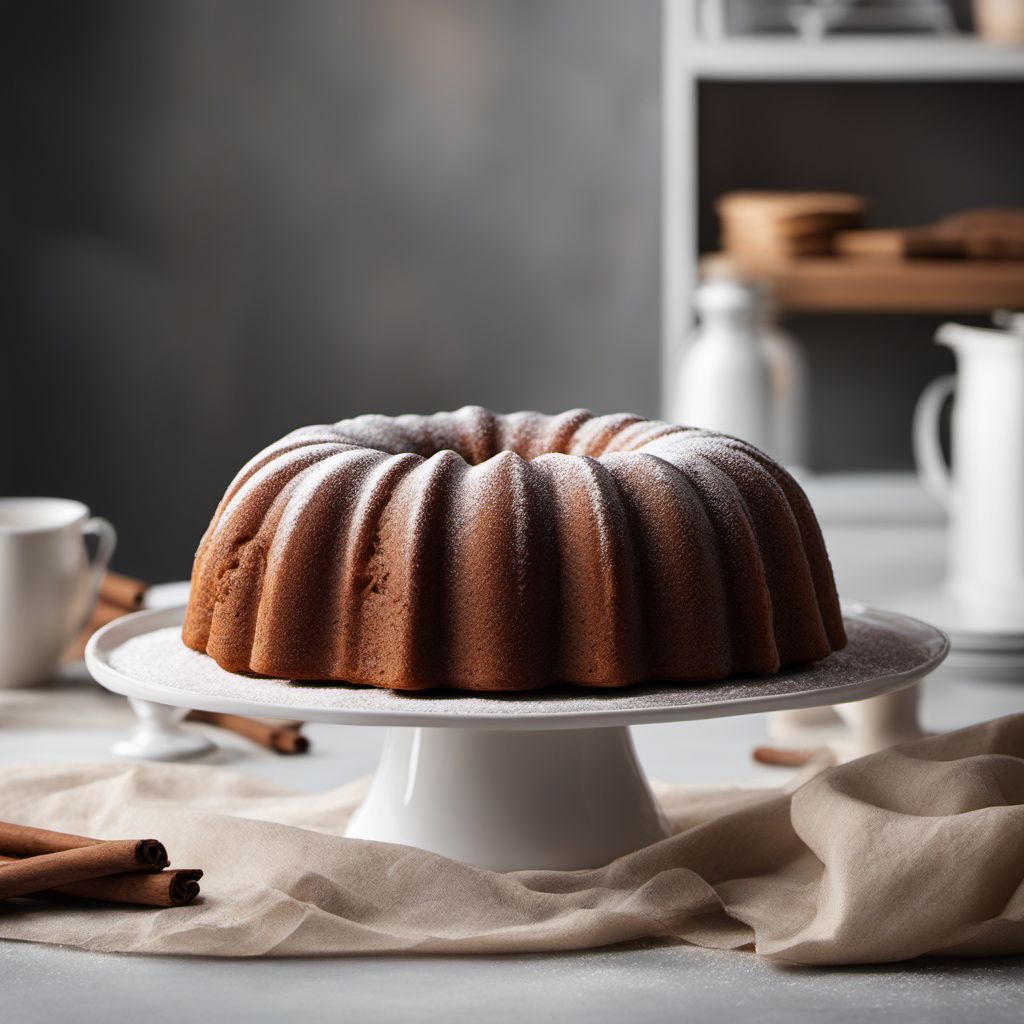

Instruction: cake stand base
[110,697,215,761]
[769,683,928,763]
[346,725,669,871]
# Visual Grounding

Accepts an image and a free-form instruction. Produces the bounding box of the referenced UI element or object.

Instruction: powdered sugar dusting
[325,407,694,465]
[272,449,384,552]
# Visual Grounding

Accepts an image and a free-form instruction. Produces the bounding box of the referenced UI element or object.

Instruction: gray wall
[4,3,1024,581]
[3,1,660,580]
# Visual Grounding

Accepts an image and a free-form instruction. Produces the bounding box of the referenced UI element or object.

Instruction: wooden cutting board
[836,208,1024,260]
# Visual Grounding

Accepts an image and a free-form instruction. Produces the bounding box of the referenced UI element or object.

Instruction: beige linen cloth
[1,715,1022,964]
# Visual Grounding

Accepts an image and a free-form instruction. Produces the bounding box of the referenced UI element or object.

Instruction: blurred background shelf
[664,0,1024,436]
[691,36,1024,81]
[700,253,1024,312]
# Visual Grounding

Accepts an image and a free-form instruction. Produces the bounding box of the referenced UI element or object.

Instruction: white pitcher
[913,322,1024,624]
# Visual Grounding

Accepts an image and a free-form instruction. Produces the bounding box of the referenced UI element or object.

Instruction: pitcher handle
[76,516,118,634]
[912,374,955,509]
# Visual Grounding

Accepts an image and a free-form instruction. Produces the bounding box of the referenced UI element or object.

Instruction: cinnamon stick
[57,867,202,907]
[99,571,150,611]
[0,856,202,907]
[64,598,133,660]
[0,840,168,900]
[752,746,815,767]
[186,710,310,754]
[89,598,134,630]
[0,821,167,866]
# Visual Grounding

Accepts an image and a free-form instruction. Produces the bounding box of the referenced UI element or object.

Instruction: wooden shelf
[700,253,1024,312]
[689,36,1024,82]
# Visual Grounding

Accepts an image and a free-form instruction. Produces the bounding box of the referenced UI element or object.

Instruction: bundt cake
[183,406,846,691]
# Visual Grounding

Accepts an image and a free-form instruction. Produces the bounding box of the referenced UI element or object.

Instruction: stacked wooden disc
[717,191,866,259]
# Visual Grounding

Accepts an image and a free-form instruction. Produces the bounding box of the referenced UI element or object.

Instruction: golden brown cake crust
[183,407,846,691]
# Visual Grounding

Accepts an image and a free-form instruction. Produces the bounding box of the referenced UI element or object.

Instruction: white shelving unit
[693,35,1024,81]
[660,1,1024,413]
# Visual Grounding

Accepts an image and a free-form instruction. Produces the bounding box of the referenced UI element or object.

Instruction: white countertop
[2,474,1022,1023]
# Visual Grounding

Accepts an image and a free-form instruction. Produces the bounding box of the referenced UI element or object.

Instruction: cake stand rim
[85,603,950,731]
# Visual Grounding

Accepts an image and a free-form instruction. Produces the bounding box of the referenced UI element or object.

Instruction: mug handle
[912,374,955,509]
[75,516,118,635]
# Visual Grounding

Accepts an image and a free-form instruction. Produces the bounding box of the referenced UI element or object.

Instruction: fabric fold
[0,715,1022,964]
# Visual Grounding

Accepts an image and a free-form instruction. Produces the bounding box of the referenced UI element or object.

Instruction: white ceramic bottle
[669,277,772,450]
[670,276,807,469]
[760,305,810,473]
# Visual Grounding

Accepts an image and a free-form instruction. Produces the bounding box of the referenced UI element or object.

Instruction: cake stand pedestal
[86,604,947,871]
[346,725,667,869]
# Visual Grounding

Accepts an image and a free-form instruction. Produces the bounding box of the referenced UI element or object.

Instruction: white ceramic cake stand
[85,603,947,871]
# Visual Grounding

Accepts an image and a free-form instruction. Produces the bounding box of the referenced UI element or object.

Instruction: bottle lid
[694,276,761,317]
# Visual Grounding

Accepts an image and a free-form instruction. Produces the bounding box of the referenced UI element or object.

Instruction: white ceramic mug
[0,498,116,687]
[913,322,1024,624]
